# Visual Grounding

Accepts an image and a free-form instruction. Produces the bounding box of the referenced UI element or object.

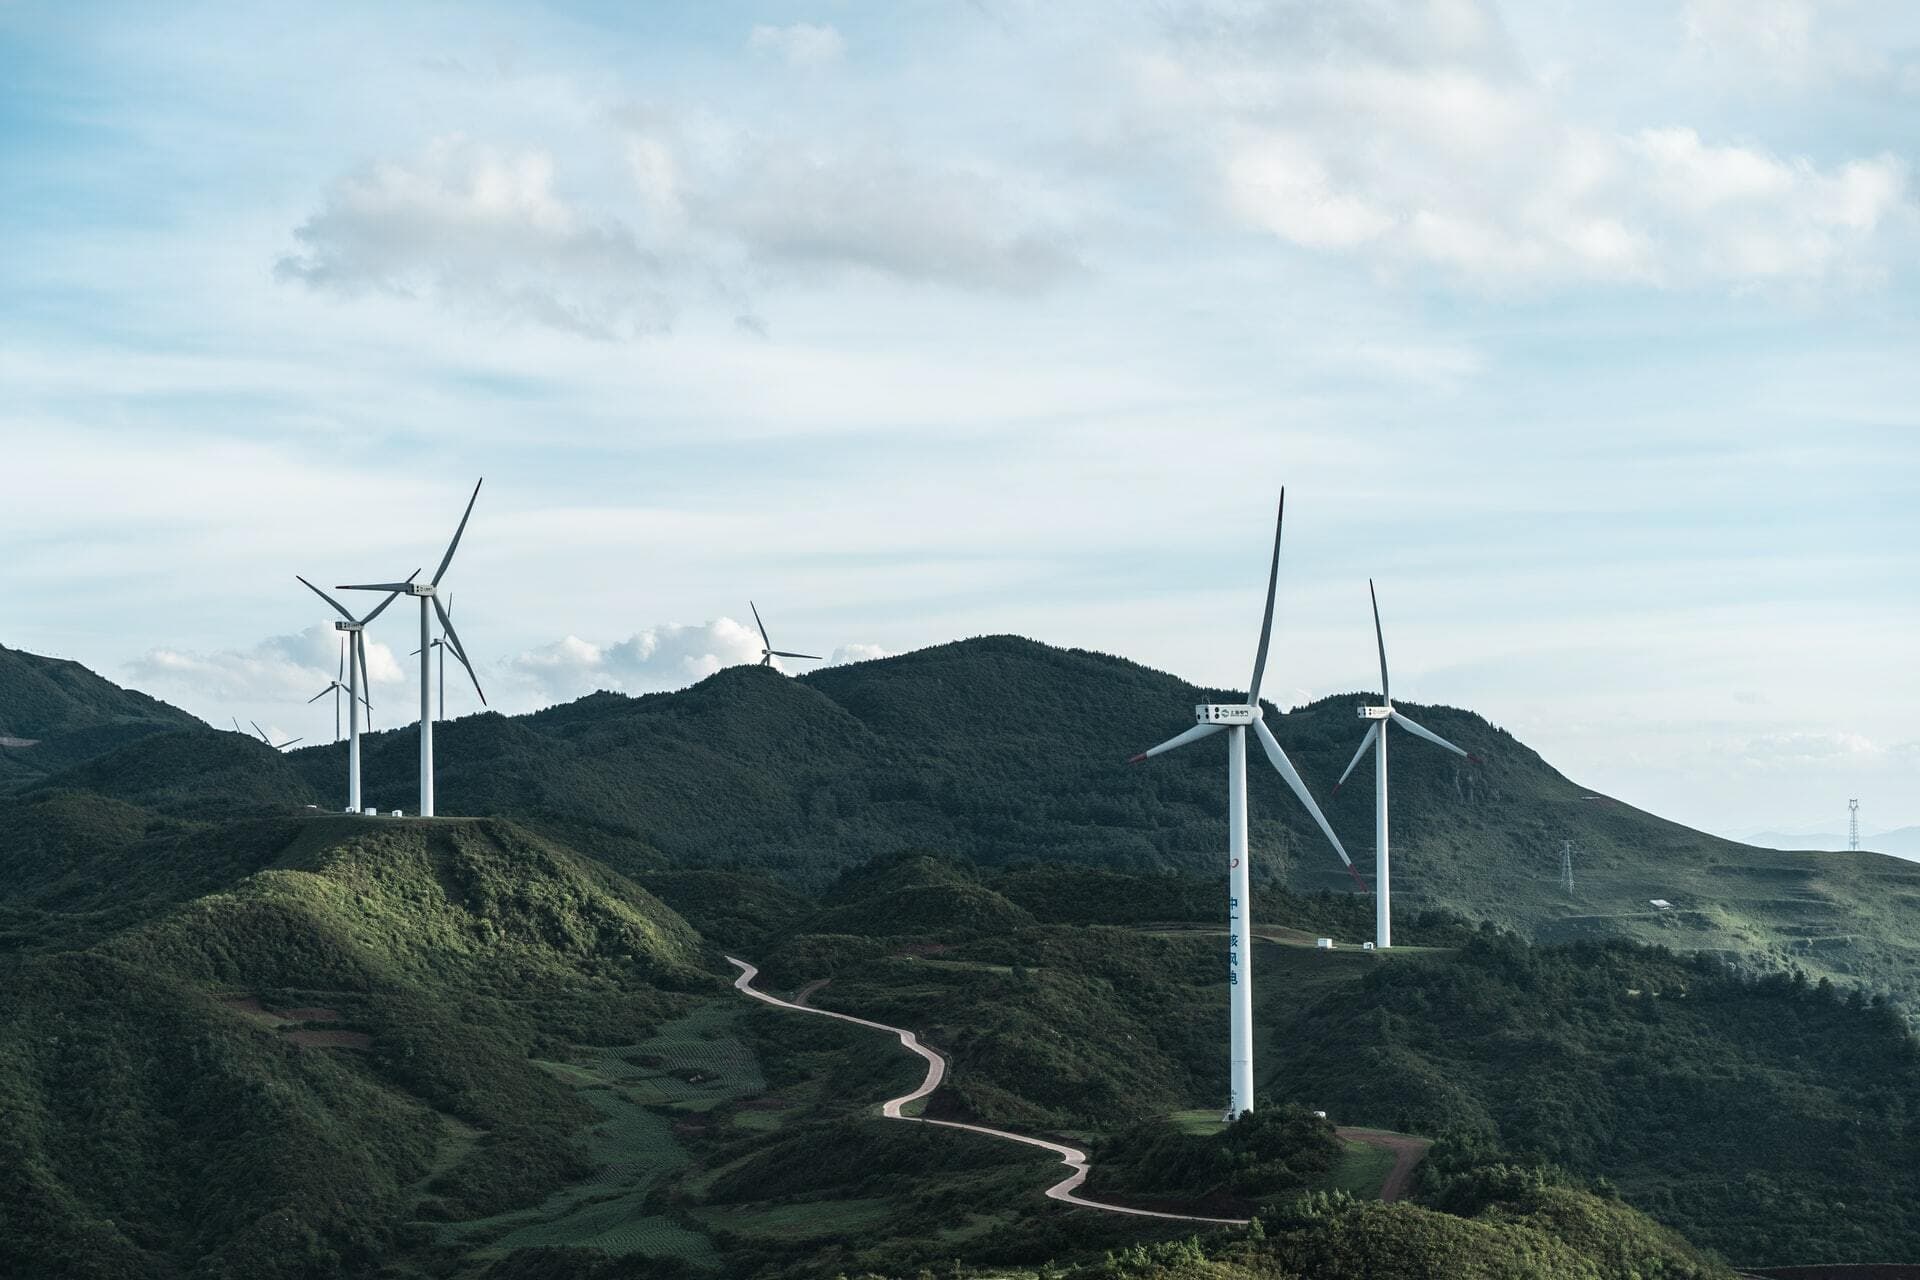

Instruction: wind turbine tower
[1128,492,1359,1120]
[340,479,487,818]
[1333,581,1478,950]
[1849,799,1860,852]
[299,574,412,813]
[1560,840,1575,895]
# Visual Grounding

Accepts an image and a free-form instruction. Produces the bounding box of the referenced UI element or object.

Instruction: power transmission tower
[1560,840,1575,896]
[1849,799,1860,852]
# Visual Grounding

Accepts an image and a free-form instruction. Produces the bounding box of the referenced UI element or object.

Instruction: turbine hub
[1195,704,1261,725]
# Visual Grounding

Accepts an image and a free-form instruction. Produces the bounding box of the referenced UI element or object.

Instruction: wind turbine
[1127,491,1359,1121]
[1332,580,1475,950]
[750,602,822,668]
[410,594,452,722]
[339,479,487,818]
[298,573,413,812]
[245,719,303,750]
[308,636,372,743]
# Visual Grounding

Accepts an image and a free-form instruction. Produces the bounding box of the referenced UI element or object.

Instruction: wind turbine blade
[430,478,483,586]
[433,595,487,705]
[249,720,271,744]
[1246,489,1284,705]
[1370,578,1389,703]
[1389,709,1469,758]
[1334,722,1379,793]
[1252,717,1355,871]
[297,575,356,622]
[307,686,332,704]
[231,717,244,734]
[337,638,345,683]
[356,633,374,727]
[750,600,771,649]
[338,581,418,593]
[1127,721,1225,764]
[357,572,419,626]
[275,737,303,749]
[769,650,823,660]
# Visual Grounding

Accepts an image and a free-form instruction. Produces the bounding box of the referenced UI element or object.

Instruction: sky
[3,0,1917,845]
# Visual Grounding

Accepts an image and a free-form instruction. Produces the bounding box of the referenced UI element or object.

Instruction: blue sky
[3,0,1917,844]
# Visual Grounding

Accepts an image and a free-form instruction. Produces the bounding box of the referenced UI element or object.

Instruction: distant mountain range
[9,633,1919,1007]
[1743,825,1920,860]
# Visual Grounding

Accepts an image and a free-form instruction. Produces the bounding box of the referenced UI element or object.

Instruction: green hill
[261,636,1920,1014]
[0,643,203,786]
[0,814,706,1279]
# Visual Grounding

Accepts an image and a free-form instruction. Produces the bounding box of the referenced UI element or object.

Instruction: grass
[1168,1109,1226,1136]
[1327,1138,1401,1198]
[691,1196,896,1240]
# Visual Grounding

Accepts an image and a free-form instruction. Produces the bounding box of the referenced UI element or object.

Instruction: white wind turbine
[338,479,486,818]
[238,718,302,750]
[297,573,414,813]
[1332,580,1476,950]
[308,636,373,744]
[1128,491,1360,1121]
[750,602,822,668]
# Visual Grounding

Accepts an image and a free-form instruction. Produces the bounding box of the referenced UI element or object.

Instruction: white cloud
[276,136,669,337]
[128,624,406,705]
[1147,2,1910,288]
[502,620,890,703]
[827,643,892,666]
[748,22,845,68]
[699,139,1084,294]
[504,618,766,702]
[1734,729,1886,769]
[278,120,1082,335]
[1681,0,1886,86]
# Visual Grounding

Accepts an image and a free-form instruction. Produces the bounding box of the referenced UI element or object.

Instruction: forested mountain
[269,635,1920,1011]
[0,643,203,786]
[3,639,1918,1278]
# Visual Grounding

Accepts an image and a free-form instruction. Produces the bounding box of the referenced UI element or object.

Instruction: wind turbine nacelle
[1195,704,1259,725]
[1359,705,1391,720]
[408,583,436,596]
[333,621,362,632]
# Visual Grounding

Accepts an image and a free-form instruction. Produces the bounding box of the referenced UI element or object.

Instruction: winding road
[727,956,1251,1226]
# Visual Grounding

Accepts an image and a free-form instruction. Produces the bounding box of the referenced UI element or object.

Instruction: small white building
[1315,938,1334,950]
[1650,899,1673,910]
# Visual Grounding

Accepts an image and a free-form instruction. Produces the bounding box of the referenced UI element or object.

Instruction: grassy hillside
[0,814,708,1279]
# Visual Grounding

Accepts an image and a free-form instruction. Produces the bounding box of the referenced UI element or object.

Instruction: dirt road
[727,956,1249,1226]
[1335,1127,1430,1203]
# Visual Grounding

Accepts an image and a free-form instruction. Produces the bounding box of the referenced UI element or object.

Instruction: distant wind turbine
[410,594,452,723]
[1128,491,1358,1121]
[751,601,822,668]
[339,479,487,818]
[246,719,303,750]
[298,572,413,812]
[1332,580,1477,950]
[308,636,372,743]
